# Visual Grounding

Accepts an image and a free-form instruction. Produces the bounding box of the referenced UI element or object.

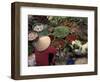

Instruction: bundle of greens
[53,26,70,39]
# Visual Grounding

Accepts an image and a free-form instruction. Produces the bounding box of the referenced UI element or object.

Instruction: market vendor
[35,36,57,66]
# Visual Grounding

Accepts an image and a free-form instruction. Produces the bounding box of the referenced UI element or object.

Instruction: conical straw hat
[35,36,51,51]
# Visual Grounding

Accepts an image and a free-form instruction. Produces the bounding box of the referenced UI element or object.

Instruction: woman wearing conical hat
[35,36,57,66]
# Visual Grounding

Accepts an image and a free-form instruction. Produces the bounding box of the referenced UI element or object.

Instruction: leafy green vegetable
[53,26,70,39]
